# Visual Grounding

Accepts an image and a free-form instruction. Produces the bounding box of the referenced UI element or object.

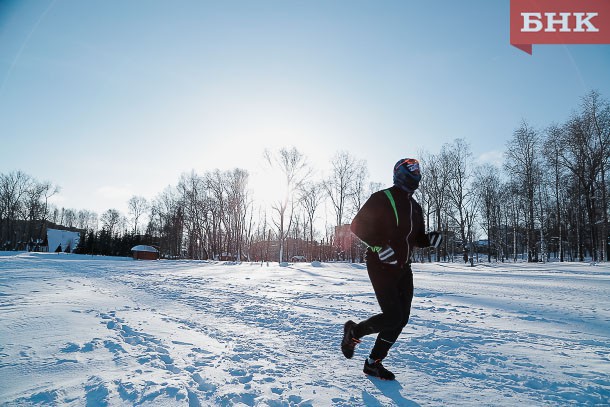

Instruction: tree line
[417,90,610,263]
[1,90,608,262]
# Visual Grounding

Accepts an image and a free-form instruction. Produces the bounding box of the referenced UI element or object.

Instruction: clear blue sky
[1,0,609,215]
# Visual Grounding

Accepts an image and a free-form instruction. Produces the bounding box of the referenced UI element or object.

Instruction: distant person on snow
[341,158,442,380]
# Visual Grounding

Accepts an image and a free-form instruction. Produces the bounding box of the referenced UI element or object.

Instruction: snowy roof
[131,245,159,253]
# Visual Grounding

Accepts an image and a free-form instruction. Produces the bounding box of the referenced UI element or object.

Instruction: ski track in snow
[0,252,609,406]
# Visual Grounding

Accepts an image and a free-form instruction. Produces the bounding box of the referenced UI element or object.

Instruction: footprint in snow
[191,372,217,394]
[85,376,110,407]
[230,368,253,384]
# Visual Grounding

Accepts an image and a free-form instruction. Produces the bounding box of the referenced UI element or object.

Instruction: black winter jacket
[350,186,430,267]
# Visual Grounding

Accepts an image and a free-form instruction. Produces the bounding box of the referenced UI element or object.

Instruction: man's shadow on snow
[362,377,421,406]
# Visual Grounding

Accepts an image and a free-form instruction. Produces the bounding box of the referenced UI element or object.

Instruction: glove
[428,231,442,248]
[378,245,398,265]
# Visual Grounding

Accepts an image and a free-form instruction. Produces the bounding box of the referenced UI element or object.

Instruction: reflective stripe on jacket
[350,186,429,266]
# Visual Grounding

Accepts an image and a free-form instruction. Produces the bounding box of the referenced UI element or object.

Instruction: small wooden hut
[131,245,160,260]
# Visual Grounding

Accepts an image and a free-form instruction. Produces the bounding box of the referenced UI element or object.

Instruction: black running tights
[355,262,414,360]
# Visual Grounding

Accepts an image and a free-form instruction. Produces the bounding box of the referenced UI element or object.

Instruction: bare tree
[298,181,324,260]
[582,90,610,260]
[251,206,271,261]
[350,159,369,217]
[543,125,569,261]
[22,179,59,243]
[0,171,31,248]
[264,147,310,263]
[474,164,504,262]
[553,95,609,262]
[323,151,363,227]
[225,168,250,261]
[505,121,541,262]
[444,139,478,257]
[419,151,451,261]
[62,208,77,228]
[76,209,98,232]
[128,195,149,235]
[368,182,383,196]
[206,170,228,259]
[150,186,184,258]
[100,209,122,237]
[504,180,524,261]
[178,171,210,259]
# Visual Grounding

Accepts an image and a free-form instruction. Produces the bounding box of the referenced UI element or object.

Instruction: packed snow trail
[0,252,608,406]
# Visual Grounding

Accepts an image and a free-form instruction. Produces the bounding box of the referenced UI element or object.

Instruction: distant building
[47,228,80,253]
[335,224,360,261]
[131,245,160,260]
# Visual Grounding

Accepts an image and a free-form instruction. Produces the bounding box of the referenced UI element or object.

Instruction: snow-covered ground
[1,252,609,406]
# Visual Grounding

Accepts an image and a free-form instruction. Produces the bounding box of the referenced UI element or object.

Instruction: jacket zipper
[405,198,413,262]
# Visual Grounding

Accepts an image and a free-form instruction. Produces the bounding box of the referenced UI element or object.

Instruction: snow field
[0,253,608,406]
